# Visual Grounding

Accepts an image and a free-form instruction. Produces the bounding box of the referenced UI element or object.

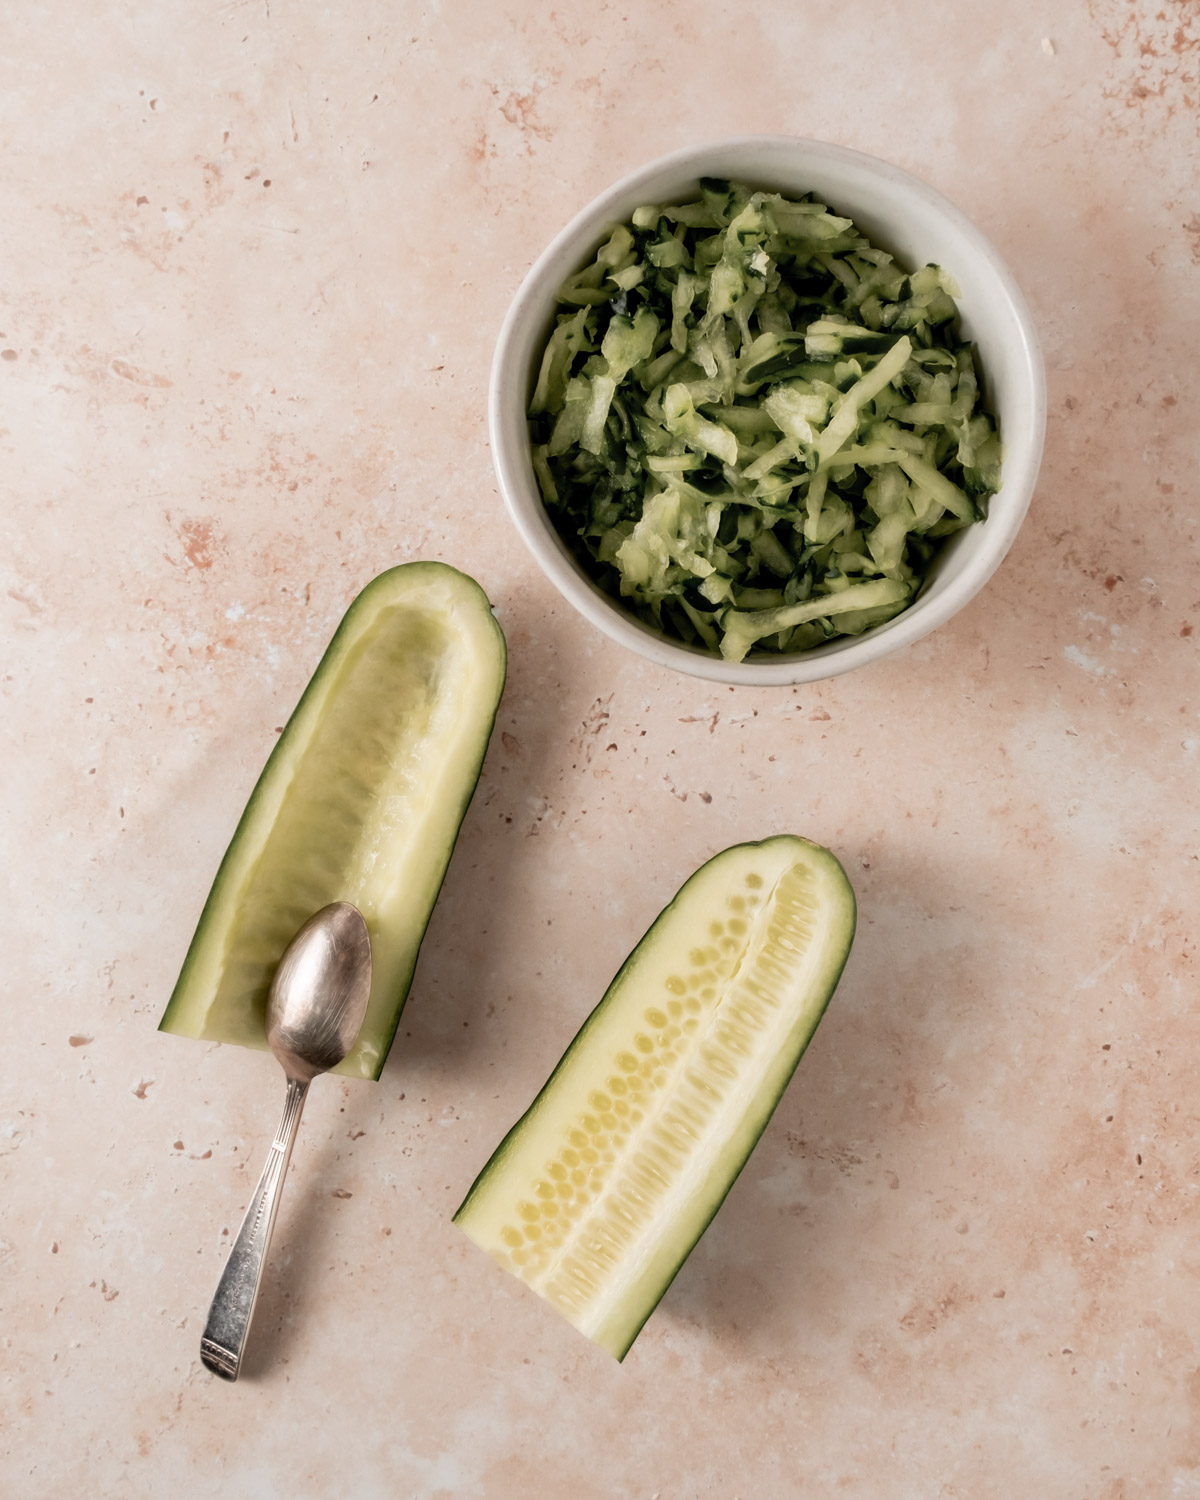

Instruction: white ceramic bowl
[490,137,1045,685]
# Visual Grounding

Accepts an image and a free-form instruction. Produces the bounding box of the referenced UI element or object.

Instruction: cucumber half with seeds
[159,562,506,1081]
[455,835,855,1359]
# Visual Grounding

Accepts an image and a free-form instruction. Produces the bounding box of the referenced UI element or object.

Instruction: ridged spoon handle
[200,1077,309,1380]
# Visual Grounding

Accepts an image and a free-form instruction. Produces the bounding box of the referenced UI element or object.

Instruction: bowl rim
[489,134,1046,686]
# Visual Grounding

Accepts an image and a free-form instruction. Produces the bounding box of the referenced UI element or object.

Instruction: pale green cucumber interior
[455,836,854,1358]
[162,565,504,1080]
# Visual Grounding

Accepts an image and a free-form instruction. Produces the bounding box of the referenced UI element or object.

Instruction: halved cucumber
[159,562,506,1081]
[454,835,855,1359]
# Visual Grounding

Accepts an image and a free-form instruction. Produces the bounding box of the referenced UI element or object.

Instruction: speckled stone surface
[3,2,1199,1496]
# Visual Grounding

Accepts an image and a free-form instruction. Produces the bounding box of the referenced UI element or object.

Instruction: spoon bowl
[267,902,373,1082]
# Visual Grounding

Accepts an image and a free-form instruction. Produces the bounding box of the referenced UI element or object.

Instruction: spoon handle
[200,1077,309,1381]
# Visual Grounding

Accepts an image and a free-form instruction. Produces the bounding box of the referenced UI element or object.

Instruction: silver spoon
[200,901,372,1381]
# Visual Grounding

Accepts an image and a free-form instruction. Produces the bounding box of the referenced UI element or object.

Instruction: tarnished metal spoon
[200,902,372,1381]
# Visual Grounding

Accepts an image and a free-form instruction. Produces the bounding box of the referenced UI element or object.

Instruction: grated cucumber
[527,180,1002,662]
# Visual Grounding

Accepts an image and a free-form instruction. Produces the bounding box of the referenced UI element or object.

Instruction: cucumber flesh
[159,562,506,1081]
[454,835,855,1359]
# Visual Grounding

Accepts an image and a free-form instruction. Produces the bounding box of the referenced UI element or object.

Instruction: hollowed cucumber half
[159,562,507,1081]
[454,835,855,1359]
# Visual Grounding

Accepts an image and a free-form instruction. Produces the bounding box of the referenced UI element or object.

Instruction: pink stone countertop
[3,2,1198,1495]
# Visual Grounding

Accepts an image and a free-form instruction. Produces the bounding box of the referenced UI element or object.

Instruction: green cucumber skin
[159,561,507,1081]
[454,834,856,1358]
